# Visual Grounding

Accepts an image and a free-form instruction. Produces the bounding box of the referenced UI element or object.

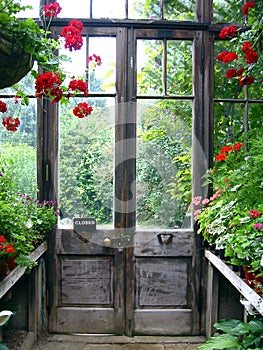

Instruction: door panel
[48,229,124,334]
[133,230,196,335]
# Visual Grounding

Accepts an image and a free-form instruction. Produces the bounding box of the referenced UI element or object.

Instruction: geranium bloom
[253,223,263,230]
[216,153,227,162]
[68,79,88,96]
[249,209,262,218]
[245,50,258,64]
[5,244,15,254]
[238,75,254,86]
[219,25,237,39]
[68,19,84,32]
[226,69,238,78]
[242,1,255,15]
[43,2,62,17]
[0,236,6,243]
[221,145,233,153]
[217,51,238,64]
[73,102,93,118]
[2,116,20,132]
[88,54,102,66]
[61,25,83,51]
[0,101,7,113]
[35,72,63,103]
[233,142,244,151]
[242,41,253,53]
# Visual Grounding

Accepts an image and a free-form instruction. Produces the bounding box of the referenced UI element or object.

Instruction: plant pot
[0,31,33,89]
[243,266,255,289]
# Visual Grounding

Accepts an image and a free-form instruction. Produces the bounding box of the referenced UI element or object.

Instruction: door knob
[103,237,112,247]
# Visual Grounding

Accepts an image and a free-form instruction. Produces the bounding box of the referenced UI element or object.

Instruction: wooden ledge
[205,249,263,315]
[0,241,47,299]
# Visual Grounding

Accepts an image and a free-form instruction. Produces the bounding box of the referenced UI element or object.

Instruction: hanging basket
[0,31,33,89]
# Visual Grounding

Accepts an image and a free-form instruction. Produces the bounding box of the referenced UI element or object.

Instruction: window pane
[167,40,192,95]
[88,37,116,93]
[129,0,195,20]
[214,102,245,146]
[136,100,192,229]
[58,98,115,227]
[92,0,125,18]
[0,99,37,196]
[164,0,195,21]
[58,0,90,18]
[213,0,243,23]
[19,0,40,18]
[137,40,163,96]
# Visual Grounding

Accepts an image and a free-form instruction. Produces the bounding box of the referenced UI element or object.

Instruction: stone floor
[32,334,206,350]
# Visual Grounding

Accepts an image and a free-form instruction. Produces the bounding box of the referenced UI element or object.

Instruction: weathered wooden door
[46,25,211,336]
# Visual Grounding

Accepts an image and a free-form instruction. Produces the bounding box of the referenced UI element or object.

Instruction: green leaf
[197,334,241,350]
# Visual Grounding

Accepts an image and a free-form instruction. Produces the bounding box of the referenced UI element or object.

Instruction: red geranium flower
[68,19,84,32]
[35,72,63,102]
[219,25,237,39]
[73,102,93,118]
[68,79,88,96]
[238,75,254,86]
[215,153,227,162]
[217,51,238,64]
[61,25,83,51]
[0,236,6,243]
[5,244,15,254]
[226,69,237,78]
[245,50,258,64]
[249,209,262,218]
[221,145,233,153]
[233,142,244,151]
[0,101,7,113]
[242,1,255,15]
[2,116,20,132]
[43,2,62,17]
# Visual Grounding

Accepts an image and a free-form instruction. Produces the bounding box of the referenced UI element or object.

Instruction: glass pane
[59,38,87,81]
[129,0,195,20]
[129,0,160,19]
[167,40,192,95]
[214,102,245,147]
[92,0,125,18]
[57,0,90,18]
[88,37,116,93]
[58,98,115,227]
[213,0,243,23]
[19,0,40,18]
[137,39,163,96]
[136,100,192,229]
[0,99,37,196]
[164,0,195,21]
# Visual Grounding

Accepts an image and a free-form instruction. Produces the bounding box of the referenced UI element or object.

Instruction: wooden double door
[45,24,210,336]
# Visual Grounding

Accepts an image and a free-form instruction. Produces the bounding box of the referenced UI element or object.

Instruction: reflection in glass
[58,98,115,227]
[136,100,192,229]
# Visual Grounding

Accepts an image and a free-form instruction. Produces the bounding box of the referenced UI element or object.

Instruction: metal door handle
[103,237,112,247]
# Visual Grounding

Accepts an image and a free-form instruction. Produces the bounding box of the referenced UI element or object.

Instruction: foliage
[194,131,263,272]
[197,317,263,349]
[0,158,57,273]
